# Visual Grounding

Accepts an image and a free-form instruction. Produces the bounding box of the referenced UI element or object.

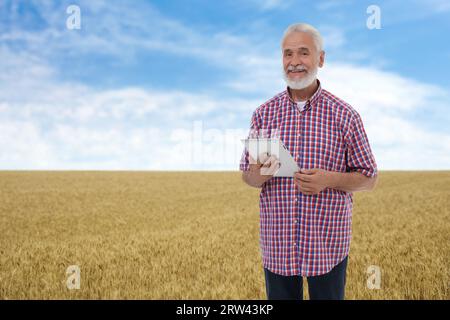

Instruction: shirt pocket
[306,125,346,172]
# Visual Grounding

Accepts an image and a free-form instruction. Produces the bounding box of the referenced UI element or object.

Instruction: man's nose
[291,56,302,66]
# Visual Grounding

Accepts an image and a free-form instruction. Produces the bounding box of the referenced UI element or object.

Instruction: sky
[0,0,449,170]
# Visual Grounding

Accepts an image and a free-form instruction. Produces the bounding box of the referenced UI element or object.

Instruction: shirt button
[294,219,298,224]
[293,243,297,247]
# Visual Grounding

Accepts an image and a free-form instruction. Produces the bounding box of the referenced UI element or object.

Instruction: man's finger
[300,168,318,175]
[249,154,258,165]
[299,185,313,192]
[297,182,313,191]
[261,159,280,176]
[294,176,313,185]
[296,173,312,182]
[301,186,318,195]
[299,182,313,190]
[263,154,278,166]
[269,159,281,174]
[300,188,314,195]
[259,152,270,165]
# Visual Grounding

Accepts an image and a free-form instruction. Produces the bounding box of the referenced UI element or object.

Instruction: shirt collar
[286,79,322,111]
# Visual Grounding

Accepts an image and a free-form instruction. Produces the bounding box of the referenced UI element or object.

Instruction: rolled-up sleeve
[239,110,261,172]
[344,112,377,178]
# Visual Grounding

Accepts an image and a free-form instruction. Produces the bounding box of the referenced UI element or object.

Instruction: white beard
[283,65,318,90]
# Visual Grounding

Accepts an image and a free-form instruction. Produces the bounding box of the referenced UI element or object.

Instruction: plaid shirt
[239,80,377,276]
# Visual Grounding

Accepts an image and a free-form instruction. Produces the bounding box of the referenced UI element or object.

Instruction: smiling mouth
[288,70,307,77]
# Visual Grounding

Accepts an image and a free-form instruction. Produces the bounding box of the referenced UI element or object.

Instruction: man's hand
[242,153,280,188]
[251,153,280,176]
[294,168,329,195]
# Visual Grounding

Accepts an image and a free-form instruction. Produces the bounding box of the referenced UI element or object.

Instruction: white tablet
[241,138,299,177]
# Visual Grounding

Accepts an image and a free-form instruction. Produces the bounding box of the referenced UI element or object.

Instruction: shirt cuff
[239,162,250,171]
[352,167,377,178]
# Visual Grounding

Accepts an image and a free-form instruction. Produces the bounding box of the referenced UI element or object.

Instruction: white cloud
[0,47,259,170]
[2,55,449,170]
[0,121,56,169]
[320,63,447,113]
[225,57,450,170]
[1,1,449,170]
[0,0,261,70]
[259,0,293,10]
[315,0,354,11]
[320,25,347,50]
[322,64,450,170]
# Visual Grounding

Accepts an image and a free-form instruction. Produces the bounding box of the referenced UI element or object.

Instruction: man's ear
[318,50,325,68]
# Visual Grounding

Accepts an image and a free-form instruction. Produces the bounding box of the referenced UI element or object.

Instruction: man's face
[282,31,324,89]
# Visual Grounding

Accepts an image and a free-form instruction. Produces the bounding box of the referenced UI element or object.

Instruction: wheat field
[0,171,449,299]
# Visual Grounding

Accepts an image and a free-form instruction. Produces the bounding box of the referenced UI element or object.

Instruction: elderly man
[239,23,378,300]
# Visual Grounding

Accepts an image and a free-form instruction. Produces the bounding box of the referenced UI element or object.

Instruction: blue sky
[1,0,449,170]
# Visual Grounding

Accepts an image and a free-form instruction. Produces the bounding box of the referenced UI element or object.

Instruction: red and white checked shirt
[239,80,377,276]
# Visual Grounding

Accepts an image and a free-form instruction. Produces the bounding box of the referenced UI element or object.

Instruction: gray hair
[281,23,324,53]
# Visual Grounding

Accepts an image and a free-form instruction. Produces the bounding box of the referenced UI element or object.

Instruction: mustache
[287,65,307,72]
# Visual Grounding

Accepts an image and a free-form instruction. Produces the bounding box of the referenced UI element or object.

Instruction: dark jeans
[264,256,348,300]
